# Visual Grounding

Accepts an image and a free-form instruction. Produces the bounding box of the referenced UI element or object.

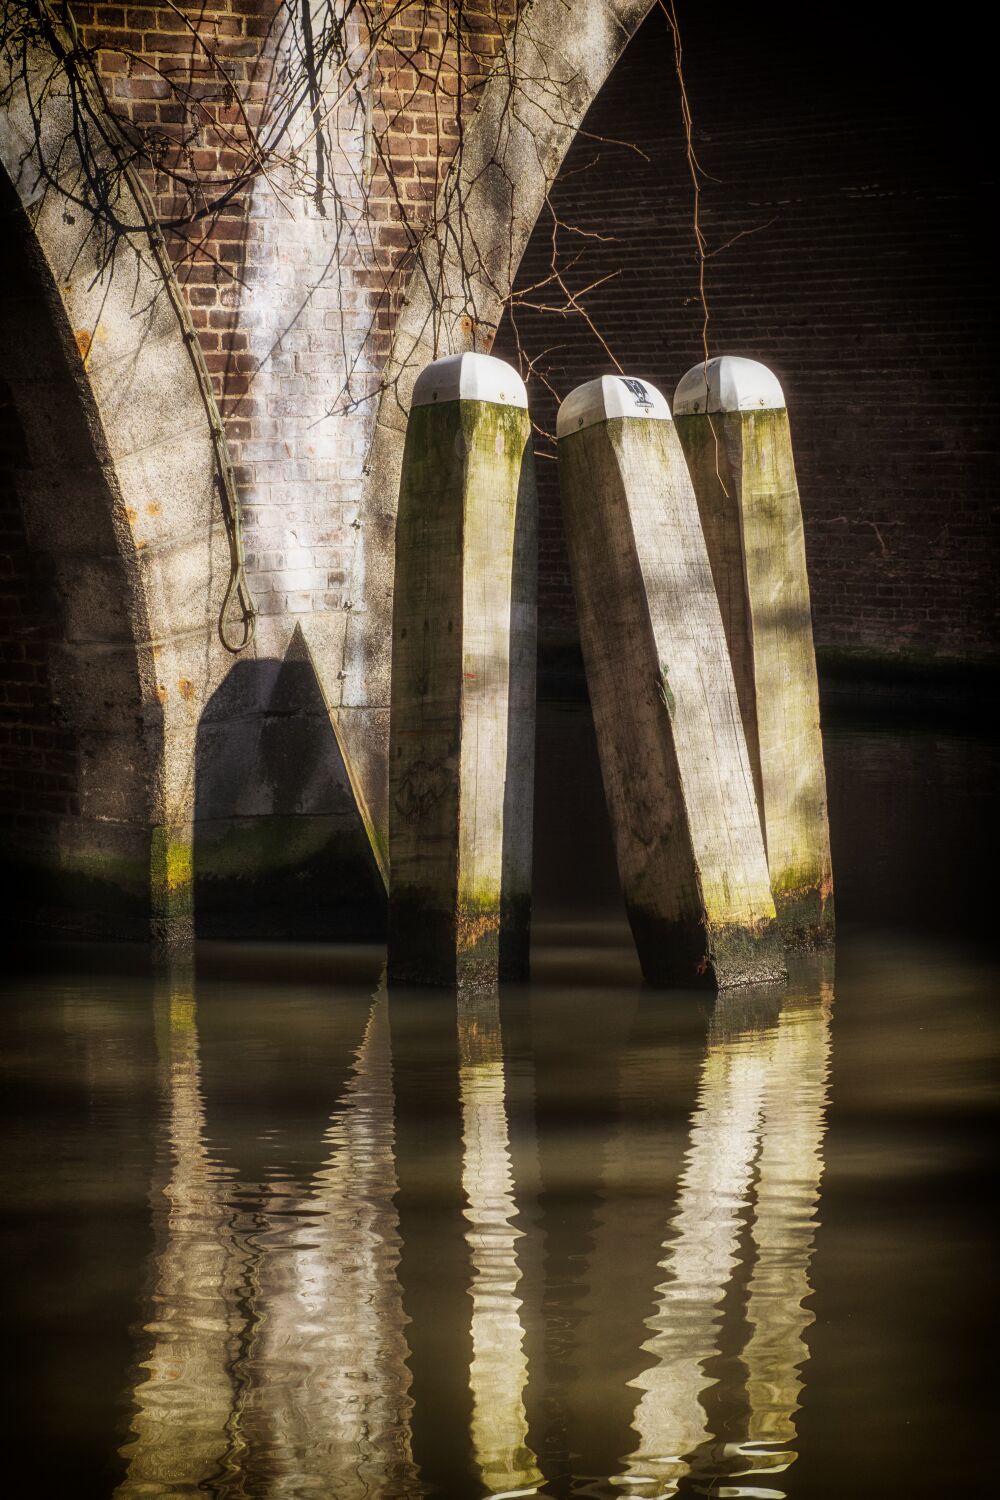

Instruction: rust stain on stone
[146,503,160,517]
[155,684,168,704]
[177,678,195,701]
[74,324,106,368]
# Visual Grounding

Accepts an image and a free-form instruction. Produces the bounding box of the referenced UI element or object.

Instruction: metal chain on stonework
[34,1,256,652]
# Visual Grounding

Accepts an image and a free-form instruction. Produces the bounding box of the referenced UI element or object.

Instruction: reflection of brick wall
[495,8,998,662]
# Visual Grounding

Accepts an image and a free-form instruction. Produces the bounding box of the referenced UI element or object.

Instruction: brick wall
[28,2,994,670]
[494,5,998,662]
[2,0,995,937]
[1,1,513,869]
[67,1,513,631]
[3,0,995,884]
[0,376,79,850]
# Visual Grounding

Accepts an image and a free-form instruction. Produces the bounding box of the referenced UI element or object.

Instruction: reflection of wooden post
[388,353,537,988]
[674,357,833,946]
[558,375,783,989]
[621,996,775,1495]
[736,963,832,1485]
[457,992,544,1496]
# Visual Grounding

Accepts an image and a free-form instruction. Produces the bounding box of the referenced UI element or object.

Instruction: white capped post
[674,356,833,946]
[673,354,786,417]
[557,374,784,990]
[388,352,537,987]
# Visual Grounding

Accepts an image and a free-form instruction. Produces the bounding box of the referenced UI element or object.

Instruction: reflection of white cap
[556,375,672,438]
[673,355,785,415]
[411,351,528,409]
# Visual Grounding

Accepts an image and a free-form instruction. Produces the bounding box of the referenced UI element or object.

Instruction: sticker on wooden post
[388,352,537,988]
[674,356,834,947]
[557,374,784,990]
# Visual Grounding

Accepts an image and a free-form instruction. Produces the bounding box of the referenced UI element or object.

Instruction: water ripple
[116,979,416,1499]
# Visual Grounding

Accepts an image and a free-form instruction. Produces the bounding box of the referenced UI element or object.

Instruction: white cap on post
[411,351,528,409]
[556,375,672,438]
[673,356,785,416]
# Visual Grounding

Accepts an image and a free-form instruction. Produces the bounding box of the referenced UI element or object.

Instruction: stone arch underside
[0,22,233,941]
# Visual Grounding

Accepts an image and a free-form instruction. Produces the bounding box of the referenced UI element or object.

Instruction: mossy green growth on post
[388,352,537,988]
[150,823,195,950]
[674,357,834,948]
[557,374,784,991]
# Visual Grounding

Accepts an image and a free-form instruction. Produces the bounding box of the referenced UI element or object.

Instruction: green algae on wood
[674,356,834,948]
[557,374,784,990]
[150,823,195,948]
[388,353,537,988]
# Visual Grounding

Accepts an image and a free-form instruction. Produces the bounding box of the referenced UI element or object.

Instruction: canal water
[2,706,994,1498]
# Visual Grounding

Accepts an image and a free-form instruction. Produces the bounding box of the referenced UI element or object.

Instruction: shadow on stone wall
[194,626,386,940]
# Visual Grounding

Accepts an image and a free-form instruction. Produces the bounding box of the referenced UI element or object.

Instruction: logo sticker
[620,377,653,411]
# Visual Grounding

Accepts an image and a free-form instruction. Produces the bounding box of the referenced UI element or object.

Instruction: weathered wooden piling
[388,352,536,987]
[674,356,834,946]
[557,375,784,989]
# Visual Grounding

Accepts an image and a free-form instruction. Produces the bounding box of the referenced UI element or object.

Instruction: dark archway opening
[0,173,155,942]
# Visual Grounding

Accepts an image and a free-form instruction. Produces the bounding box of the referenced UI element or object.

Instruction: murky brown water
[1,712,995,1497]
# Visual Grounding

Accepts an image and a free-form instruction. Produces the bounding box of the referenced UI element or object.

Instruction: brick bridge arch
[1,1,656,942]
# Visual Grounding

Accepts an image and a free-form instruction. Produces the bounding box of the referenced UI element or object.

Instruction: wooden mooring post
[674,356,834,947]
[388,353,537,988]
[558,375,784,990]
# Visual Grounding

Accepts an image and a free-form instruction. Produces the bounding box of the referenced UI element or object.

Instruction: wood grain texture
[388,399,537,986]
[559,416,784,989]
[676,410,834,947]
